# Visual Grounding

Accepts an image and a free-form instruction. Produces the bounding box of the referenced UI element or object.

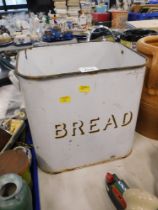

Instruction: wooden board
[127,19,158,31]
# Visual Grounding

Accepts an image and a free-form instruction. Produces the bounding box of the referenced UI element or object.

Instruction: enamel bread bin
[16,42,146,173]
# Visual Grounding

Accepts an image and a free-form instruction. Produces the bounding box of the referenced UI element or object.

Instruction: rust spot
[110,155,116,159]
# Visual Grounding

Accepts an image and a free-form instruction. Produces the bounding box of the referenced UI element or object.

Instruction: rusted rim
[16,42,146,81]
[15,64,146,81]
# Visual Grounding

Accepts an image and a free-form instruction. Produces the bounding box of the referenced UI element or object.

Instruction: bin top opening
[17,42,146,79]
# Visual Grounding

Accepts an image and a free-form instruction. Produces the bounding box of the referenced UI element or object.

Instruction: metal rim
[15,65,146,81]
[15,42,146,81]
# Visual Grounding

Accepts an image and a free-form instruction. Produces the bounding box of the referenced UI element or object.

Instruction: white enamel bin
[16,42,146,173]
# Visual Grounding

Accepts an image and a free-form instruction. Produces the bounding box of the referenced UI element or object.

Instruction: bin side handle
[87,25,115,42]
[8,70,20,90]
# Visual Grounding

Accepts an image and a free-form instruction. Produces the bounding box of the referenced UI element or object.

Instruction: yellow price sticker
[59,96,71,103]
[79,85,91,93]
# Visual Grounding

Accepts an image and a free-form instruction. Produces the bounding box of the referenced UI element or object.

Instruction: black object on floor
[0,55,15,87]
[0,68,11,87]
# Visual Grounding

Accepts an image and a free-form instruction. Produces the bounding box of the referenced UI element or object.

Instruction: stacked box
[67,0,80,16]
[80,0,93,26]
[80,0,92,14]
[54,0,67,16]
